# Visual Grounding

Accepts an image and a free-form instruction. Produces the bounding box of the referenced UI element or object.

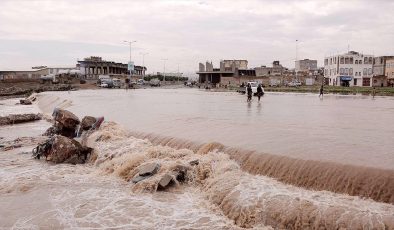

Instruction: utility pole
[123,40,137,82]
[140,52,148,78]
[295,39,298,81]
[177,63,180,84]
[162,58,168,83]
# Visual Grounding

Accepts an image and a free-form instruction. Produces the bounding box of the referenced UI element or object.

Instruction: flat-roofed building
[386,58,394,87]
[372,56,394,87]
[295,59,318,72]
[324,51,373,87]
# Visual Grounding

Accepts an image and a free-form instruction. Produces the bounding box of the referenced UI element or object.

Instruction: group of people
[246,83,264,102]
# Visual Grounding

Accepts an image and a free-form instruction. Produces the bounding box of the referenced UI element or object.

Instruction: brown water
[37,89,394,170]
[35,89,394,204]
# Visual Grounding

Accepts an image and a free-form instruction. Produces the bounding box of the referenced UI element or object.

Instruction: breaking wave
[85,123,394,229]
[130,132,394,205]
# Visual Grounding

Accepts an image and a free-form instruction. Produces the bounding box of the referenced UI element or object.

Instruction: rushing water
[2,90,394,229]
[38,88,394,170]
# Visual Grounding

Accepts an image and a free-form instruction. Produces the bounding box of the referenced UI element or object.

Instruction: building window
[349,68,353,75]
[363,68,367,75]
[368,68,372,75]
[340,57,344,64]
[354,79,357,86]
[355,60,358,64]
[364,57,368,64]
[345,68,349,75]
[363,78,370,86]
[340,68,344,74]
[345,57,349,64]
[324,59,328,65]
[369,57,373,64]
[350,57,354,64]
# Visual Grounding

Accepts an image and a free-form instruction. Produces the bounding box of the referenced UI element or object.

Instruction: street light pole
[140,52,148,78]
[162,58,168,83]
[123,40,136,82]
[295,39,298,81]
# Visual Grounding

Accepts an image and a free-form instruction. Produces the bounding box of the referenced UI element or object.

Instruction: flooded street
[38,88,394,170]
[2,89,394,229]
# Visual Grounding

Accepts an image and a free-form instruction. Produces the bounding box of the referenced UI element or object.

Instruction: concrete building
[295,59,318,72]
[77,56,146,80]
[0,66,78,81]
[255,61,286,77]
[324,51,374,87]
[372,56,394,87]
[197,60,255,85]
[386,58,394,87]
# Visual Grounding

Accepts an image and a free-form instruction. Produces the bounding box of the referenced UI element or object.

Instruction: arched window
[355,60,358,64]
[364,57,368,63]
[345,57,349,64]
[349,68,353,75]
[340,57,344,64]
[350,57,354,64]
[340,68,344,74]
[369,57,373,64]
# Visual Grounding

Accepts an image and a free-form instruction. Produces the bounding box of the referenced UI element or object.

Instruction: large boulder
[81,116,97,130]
[46,135,91,164]
[53,109,80,129]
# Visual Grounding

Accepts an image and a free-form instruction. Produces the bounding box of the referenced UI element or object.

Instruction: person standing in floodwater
[319,85,324,98]
[247,84,252,102]
[257,84,263,101]
[372,87,376,98]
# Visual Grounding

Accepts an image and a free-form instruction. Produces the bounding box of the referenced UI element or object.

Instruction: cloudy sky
[0,0,393,76]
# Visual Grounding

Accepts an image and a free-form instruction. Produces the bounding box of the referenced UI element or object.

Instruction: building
[255,61,286,77]
[372,56,394,87]
[156,72,183,78]
[295,59,318,72]
[0,66,78,81]
[324,51,374,87]
[77,56,146,80]
[197,60,255,85]
[386,58,394,87]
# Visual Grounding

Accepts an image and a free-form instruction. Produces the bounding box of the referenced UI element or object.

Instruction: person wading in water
[247,84,253,102]
[319,84,324,98]
[257,84,263,101]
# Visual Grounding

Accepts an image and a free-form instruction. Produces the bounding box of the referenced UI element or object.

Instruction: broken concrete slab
[138,162,160,177]
[131,162,161,184]
[158,174,174,190]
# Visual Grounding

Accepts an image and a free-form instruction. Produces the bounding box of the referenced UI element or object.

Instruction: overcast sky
[0,0,393,76]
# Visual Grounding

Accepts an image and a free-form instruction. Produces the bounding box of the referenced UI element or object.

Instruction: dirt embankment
[0,81,96,99]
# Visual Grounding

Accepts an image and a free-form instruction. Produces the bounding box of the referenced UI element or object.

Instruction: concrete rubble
[132,162,161,183]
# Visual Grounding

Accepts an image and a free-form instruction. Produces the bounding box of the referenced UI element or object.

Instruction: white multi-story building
[324,51,373,87]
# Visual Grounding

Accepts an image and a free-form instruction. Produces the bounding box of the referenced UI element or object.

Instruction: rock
[172,164,190,182]
[42,126,57,136]
[189,159,199,166]
[19,99,32,105]
[45,135,91,164]
[139,162,160,176]
[53,109,80,129]
[0,113,41,126]
[158,174,174,190]
[131,175,148,183]
[80,116,96,130]
[131,162,160,183]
